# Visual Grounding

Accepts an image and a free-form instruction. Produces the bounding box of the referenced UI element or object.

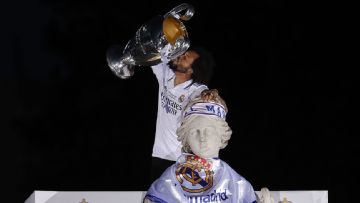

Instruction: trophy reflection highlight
[107,3,194,79]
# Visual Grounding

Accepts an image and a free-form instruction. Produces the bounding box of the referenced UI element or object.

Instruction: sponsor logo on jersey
[186,189,229,202]
[161,91,182,115]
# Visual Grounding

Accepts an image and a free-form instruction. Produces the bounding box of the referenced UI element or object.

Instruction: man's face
[170,50,199,73]
[186,116,222,158]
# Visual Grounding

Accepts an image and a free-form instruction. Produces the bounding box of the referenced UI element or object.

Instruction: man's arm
[151,45,172,81]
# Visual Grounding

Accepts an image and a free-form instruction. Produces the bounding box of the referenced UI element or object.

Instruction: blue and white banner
[183,102,227,120]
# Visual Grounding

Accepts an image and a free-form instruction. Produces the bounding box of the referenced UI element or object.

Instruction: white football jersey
[151,63,208,161]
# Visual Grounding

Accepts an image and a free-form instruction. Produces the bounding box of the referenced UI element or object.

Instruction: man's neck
[174,72,191,86]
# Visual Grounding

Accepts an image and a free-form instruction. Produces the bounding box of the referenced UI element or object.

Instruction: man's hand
[200,89,228,111]
[201,89,219,101]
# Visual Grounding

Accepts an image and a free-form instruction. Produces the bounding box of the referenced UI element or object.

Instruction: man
[144,96,258,203]
[150,46,216,182]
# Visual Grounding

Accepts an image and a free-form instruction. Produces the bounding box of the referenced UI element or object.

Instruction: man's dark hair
[190,47,215,85]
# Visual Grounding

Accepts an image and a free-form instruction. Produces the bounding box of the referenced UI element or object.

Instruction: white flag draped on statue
[145,154,257,203]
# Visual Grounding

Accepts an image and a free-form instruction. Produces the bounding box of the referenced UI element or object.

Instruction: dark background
[1,0,353,202]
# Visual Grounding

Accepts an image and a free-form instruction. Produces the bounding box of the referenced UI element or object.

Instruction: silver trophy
[106,3,194,79]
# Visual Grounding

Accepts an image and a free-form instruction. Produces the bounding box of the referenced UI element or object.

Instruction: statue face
[186,116,222,158]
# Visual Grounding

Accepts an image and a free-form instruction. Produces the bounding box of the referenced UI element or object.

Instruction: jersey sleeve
[151,63,167,84]
[151,44,172,83]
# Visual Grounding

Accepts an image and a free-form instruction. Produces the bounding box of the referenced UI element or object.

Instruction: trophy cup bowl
[106,3,194,79]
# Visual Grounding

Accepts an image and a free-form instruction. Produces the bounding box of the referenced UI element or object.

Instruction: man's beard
[168,61,188,73]
[168,61,177,71]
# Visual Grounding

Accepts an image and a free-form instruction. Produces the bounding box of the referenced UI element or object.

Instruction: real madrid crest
[175,155,213,193]
[178,94,185,103]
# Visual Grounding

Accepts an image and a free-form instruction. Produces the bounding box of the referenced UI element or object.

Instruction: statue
[144,93,258,203]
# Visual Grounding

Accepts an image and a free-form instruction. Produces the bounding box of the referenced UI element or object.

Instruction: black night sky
[1,0,353,202]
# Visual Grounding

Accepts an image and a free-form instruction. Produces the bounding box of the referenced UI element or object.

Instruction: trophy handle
[165,3,194,21]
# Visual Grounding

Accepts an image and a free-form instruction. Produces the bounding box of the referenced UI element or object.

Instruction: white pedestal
[24,191,147,203]
[25,190,328,203]
[266,191,328,203]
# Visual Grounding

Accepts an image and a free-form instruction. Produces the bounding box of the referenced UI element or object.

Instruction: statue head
[177,96,232,159]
